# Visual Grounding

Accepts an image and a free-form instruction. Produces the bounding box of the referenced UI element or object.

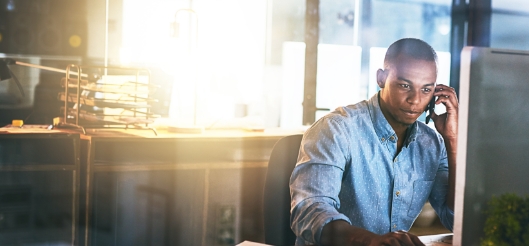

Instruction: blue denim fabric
[290,93,454,245]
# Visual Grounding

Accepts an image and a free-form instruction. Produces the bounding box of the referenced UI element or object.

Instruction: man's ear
[376,69,388,88]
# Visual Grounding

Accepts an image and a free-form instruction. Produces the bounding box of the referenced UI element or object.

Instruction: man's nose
[406,90,420,105]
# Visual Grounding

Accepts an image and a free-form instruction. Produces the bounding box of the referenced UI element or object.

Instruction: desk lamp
[1,58,88,95]
[0,58,88,131]
[0,58,26,98]
[167,9,204,133]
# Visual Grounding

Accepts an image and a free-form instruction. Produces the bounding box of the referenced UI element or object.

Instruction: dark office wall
[0,0,87,57]
[0,1,88,125]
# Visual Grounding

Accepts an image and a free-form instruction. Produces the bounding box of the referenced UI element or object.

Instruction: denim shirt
[289,94,454,245]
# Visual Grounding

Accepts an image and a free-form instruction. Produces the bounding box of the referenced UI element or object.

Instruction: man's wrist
[444,137,457,151]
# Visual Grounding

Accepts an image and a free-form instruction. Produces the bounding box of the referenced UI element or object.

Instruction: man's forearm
[445,138,457,211]
[320,220,376,246]
[320,220,426,246]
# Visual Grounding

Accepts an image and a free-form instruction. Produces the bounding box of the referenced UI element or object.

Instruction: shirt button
[381,137,385,141]
[390,136,395,141]
[396,191,400,196]
[393,224,397,229]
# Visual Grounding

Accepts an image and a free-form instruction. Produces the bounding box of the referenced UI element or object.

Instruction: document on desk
[0,124,60,133]
[236,241,273,246]
[419,233,453,245]
[236,236,451,246]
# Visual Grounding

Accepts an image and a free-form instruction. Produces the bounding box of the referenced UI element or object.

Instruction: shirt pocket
[407,180,434,218]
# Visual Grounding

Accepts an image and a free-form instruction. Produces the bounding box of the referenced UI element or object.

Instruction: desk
[80,128,299,246]
[0,130,80,245]
[236,233,453,246]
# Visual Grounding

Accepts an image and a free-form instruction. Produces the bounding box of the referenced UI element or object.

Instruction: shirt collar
[367,92,420,147]
[405,121,419,147]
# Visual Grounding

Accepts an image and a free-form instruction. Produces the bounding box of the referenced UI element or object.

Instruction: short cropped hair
[384,38,438,70]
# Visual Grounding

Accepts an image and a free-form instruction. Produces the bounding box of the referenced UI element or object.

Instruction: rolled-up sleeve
[289,116,351,245]
[428,141,454,231]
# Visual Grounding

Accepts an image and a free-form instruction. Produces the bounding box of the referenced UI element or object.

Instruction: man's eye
[422,88,432,93]
[400,84,410,89]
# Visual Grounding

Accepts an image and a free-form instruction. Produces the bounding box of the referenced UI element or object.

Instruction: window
[491,1,529,50]
[121,0,454,128]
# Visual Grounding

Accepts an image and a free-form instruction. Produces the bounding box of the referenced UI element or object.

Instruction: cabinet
[81,130,290,246]
[0,132,80,245]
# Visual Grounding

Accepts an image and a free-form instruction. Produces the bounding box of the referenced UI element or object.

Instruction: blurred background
[1,0,529,245]
[0,0,527,130]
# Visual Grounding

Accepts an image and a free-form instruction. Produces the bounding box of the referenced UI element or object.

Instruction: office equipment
[263,134,302,246]
[61,64,159,134]
[454,46,529,245]
[1,58,159,133]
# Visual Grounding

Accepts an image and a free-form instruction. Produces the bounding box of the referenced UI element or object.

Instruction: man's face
[377,54,437,128]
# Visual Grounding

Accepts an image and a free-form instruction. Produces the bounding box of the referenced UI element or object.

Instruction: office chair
[263,134,303,246]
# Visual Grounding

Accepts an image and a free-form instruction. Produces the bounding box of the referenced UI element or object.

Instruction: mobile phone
[425,96,436,124]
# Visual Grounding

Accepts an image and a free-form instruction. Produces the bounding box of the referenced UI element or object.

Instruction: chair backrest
[263,134,303,246]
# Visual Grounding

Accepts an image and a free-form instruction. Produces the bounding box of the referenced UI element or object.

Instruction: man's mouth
[402,110,421,116]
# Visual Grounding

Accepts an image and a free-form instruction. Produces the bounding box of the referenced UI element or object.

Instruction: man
[290,38,458,246]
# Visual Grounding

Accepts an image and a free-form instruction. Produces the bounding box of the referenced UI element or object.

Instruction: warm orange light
[121,0,268,127]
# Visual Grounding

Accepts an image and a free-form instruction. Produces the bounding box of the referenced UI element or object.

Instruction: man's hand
[430,84,458,211]
[369,231,425,246]
[321,221,425,246]
[430,84,459,142]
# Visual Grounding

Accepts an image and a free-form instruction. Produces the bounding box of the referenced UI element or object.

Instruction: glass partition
[491,1,529,50]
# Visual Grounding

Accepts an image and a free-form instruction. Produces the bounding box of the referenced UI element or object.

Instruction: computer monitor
[453,46,529,246]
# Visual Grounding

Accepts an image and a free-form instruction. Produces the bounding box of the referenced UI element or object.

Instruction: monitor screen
[454,46,529,246]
